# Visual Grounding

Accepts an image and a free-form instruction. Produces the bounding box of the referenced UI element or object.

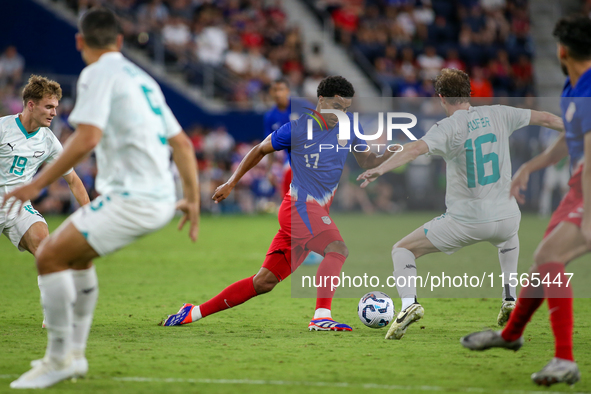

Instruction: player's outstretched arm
[169,132,200,243]
[212,134,275,203]
[352,147,397,170]
[529,110,565,132]
[63,170,90,207]
[510,133,568,204]
[356,140,428,188]
[0,124,101,213]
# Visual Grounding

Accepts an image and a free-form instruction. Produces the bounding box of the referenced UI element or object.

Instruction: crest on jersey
[321,216,332,225]
[566,102,576,123]
[33,151,45,158]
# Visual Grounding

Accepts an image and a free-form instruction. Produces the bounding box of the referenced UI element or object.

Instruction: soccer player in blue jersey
[264,78,309,197]
[164,76,396,330]
[462,15,591,386]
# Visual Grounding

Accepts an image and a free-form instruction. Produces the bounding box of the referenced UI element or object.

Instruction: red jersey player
[461,15,591,387]
[163,76,396,330]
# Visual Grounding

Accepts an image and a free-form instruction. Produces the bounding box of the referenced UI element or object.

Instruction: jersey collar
[98,51,123,63]
[15,115,41,139]
[574,67,591,94]
[563,67,591,95]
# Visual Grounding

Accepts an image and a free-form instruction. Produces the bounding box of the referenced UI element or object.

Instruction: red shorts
[262,197,343,281]
[281,167,292,198]
[544,165,583,238]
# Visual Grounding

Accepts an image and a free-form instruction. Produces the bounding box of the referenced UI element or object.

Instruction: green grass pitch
[1,213,590,393]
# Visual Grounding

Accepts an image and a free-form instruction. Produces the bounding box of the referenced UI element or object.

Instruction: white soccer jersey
[421,105,531,223]
[68,52,182,203]
[0,114,72,200]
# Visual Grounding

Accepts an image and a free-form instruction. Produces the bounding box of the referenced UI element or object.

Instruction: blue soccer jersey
[263,98,312,138]
[561,67,591,165]
[271,112,366,206]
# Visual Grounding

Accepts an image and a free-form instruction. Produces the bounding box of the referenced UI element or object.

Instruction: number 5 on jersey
[141,85,167,144]
[464,133,500,188]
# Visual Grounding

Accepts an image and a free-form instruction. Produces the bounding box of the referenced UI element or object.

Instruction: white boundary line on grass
[1,375,589,394]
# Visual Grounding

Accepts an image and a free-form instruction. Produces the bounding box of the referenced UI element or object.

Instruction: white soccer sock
[401,297,415,311]
[313,308,332,319]
[39,270,76,363]
[498,234,519,301]
[37,276,46,324]
[72,265,99,354]
[191,305,203,322]
[392,247,418,304]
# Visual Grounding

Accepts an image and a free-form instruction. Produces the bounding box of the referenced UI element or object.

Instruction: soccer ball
[357,291,395,328]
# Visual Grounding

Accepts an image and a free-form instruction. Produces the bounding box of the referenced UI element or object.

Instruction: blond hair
[22,75,62,106]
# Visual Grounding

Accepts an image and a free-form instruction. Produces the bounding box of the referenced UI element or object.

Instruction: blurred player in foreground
[4,8,199,389]
[461,15,591,387]
[1,75,89,255]
[358,68,564,340]
[163,76,395,331]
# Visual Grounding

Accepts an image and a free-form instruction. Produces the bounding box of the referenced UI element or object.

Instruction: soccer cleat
[385,303,424,340]
[161,303,195,326]
[531,358,580,387]
[497,300,516,326]
[460,330,523,351]
[10,357,76,389]
[308,318,352,331]
[31,354,88,378]
[42,319,46,329]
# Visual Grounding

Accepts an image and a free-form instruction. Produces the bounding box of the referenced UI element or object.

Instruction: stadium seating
[303,0,535,97]
[56,0,327,106]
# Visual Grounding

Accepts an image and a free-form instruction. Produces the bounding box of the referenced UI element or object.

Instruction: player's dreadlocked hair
[317,76,355,98]
[434,68,471,105]
[553,15,591,61]
[79,7,122,49]
[22,75,62,105]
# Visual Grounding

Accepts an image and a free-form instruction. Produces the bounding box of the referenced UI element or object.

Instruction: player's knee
[533,241,564,266]
[35,238,66,275]
[324,241,348,259]
[27,233,47,256]
[253,272,279,294]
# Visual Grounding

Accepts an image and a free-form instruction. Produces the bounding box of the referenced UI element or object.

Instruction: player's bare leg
[11,221,98,389]
[19,221,49,256]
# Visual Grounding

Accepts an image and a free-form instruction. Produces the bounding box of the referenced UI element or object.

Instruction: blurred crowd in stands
[3,0,582,216]
[55,0,329,107]
[305,0,534,97]
[53,0,536,101]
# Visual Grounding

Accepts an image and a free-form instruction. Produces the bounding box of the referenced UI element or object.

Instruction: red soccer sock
[539,262,574,361]
[199,275,258,318]
[315,252,347,311]
[502,281,544,342]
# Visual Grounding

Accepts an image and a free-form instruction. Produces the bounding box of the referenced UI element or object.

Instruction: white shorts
[70,194,176,256]
[0,202,46,252]
[423,213,520,255]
